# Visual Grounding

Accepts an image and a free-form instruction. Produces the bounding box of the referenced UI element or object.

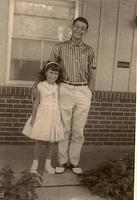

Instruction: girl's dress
[22,81,64,142]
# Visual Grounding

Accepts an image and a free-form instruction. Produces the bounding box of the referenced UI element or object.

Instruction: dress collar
[40,81,57,92]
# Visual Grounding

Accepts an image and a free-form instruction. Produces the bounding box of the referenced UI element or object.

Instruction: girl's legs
[30,140,43,173]
[45,142,55,174]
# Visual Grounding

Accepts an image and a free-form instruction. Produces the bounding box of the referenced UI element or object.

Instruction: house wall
[0,0,136,145]
[0,86,135,145]
[83,0,136,92]
[0,0,9,83]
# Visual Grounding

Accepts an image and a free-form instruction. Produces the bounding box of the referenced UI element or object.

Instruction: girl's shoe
[29,160,38,174]
[29,168,37,174]
[45,165,55,175]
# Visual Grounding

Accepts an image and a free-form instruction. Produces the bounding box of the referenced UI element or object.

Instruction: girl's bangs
[47,63,60,71]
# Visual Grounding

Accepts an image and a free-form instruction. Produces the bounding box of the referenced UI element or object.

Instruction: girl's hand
[30,119,35,127]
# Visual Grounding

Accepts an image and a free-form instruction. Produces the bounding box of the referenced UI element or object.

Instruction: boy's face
[71,20,88,39]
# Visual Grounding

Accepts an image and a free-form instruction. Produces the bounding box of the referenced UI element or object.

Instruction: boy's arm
[50,44,61,62]
[30,87,40,127]
[88,68,95,92]
[88,50,96,92]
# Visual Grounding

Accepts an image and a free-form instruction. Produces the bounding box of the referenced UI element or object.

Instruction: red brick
[94,107,106,111]
[14,104,28,108]
[112,121,123,124]
[124,112,135,116]
[21,100,32,104]
[0,103,13,108]
[100,121,111,124]
[0,87,135,145]
[113,103,124,107]
[125,103,135,107]
[0,123,12,127]
[0,99,5,103]
[14,114,27,118]
[112,112,123,116]
[0,113,13,117]
[101,103,113,107]
[98,129,110,133]
[5,127,20,131]
[94,125,105,128]
[6,108,19,113]
[5,118,18,122]
[100,112,111,115]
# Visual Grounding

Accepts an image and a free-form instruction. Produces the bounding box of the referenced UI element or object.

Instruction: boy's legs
[56,84,92,174]
[69,86,92,173]
[56,84,75,172]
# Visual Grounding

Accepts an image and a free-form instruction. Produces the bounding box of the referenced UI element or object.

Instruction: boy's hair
[38,60,63,84]
[73,17,89,29]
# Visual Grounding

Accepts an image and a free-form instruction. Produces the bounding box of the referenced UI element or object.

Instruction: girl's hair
[38,60,63,84]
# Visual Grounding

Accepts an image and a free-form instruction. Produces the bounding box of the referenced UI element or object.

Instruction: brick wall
[0,86,135,145]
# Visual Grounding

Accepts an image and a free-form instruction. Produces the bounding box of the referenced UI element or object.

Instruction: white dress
[22,81,64,142]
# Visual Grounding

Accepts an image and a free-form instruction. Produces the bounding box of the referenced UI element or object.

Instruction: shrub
[80,152,134,200]
[0,166,42,200]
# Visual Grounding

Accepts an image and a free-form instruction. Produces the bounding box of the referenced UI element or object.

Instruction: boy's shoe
[55,163,68,174]
[69,163,82,175]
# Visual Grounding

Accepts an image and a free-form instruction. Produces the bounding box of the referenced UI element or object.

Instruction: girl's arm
[32,80,39,103]
[30,87,40,127]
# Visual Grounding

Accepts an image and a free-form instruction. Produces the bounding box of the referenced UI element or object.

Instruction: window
[7,0,80,85]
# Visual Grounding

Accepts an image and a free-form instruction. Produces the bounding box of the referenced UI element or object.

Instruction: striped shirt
[50,38,96,83]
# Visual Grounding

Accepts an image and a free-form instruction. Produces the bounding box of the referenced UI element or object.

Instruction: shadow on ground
[0,144,134,200]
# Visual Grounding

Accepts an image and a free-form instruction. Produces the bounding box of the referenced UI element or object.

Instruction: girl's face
[45,68,59,84]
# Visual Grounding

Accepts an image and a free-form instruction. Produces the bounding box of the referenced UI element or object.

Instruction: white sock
[31,159,38,169]
[45,159,51,167]
[45,159,55,174]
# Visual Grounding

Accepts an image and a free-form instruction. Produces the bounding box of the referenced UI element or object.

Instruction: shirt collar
[69,38,86,49]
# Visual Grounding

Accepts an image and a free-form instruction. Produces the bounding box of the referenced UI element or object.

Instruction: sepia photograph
[0,0,136,199]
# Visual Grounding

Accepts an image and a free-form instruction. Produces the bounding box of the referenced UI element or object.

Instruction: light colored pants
[58,83,92,166]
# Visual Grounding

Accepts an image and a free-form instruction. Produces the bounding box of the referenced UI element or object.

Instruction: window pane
[43,41,57,61]
[9,0,77,83]
[15,0,75,19]
[10,38,41,81]
[13,15,72,40]
[11,38,42,60]
[10,59,40,81]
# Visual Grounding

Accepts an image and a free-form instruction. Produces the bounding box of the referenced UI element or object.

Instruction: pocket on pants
[86,87,92,99]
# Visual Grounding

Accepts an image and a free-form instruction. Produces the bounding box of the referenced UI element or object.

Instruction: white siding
[0,0,136,92]
[82,0,136,92]
[0,0,10,83]
[112,0,136,91]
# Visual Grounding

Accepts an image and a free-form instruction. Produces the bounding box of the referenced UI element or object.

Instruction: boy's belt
[63,81,87,86]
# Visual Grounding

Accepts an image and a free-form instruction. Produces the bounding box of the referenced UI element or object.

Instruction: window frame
[6,0,81,86]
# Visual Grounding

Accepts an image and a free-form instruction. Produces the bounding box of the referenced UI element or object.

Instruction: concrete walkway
[0,145,134,200]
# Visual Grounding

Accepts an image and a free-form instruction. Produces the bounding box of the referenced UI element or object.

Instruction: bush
[80,152,134,200]
[0,166,42,200]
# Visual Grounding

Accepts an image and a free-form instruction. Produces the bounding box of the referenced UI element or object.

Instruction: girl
[22,61,64,175]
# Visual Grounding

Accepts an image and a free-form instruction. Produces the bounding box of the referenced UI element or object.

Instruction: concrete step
[36,186,107,200]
